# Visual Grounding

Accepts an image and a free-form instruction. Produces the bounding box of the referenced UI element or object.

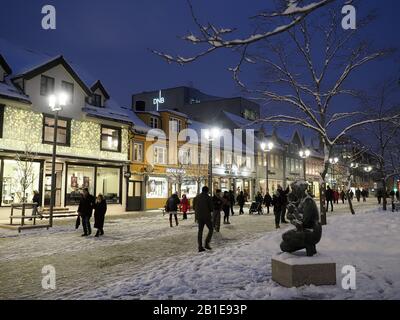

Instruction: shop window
[96,167,120,204]
[61,81,74,104]
[40,75,55,96]
[146,176,168,198]
[43,115,70,146]
[66,165,95,205]
[181,180,198,198]
[154,146,167,164]
[101,125,121,152]
[1,159,41,206]
[133,142,143,162]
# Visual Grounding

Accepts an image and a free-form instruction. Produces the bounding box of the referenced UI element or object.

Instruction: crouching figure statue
[280,181,322,257]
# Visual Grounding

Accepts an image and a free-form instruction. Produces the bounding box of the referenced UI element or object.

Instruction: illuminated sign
[153,90,165,111]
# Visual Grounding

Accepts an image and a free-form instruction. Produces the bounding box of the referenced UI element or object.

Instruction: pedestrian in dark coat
[272,191,282,229]
[361,189,367,202]
[255,192,263,214]
[212,189,223,232]
[31,190,42,220]
[222,191,231,224]
[376,189,383,204]
[193,186,214,252]
[263,191,272,214]
[229,190,235,215]
[340,190,346,204]
[325,186,334,212]
[237,191,245,215]
[277,185,289,223]
[355,188,361,202]
[94,194,107,237]
[166,192,181,227]
[77,188,95,236]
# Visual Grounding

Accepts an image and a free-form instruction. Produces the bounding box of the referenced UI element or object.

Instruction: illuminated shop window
[96,167,120,204]
[146,176,168,198]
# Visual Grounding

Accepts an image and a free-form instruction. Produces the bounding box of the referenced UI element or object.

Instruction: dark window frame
[42,114,71,146]
[61,80,74,104]
[92,94,102,107]
[100,125,121,153]
[132,141,144,162]
[40,75,55,96]
[0,104,4,138]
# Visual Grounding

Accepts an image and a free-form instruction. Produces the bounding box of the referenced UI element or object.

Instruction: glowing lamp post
[204,128,220,195]
[299,149,311,181]
[329,157,339,186]
[48,92,68,227]
[260,141,274,193]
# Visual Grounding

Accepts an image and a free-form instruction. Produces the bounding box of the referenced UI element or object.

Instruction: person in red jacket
[180,194,190,220]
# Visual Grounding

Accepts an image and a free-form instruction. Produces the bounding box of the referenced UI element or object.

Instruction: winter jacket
[94,200,107,229]
[325,188,334,201]
[255,194,263,204]
[166,195,180,212]
[193,192,213,221]
[236,194,245,206]
[264,194,272,206]
[180,197,190,213]
[272,193,283,213]
[212,195,223,211]
[32,193,42,207]
[78,194,95,217]
[229,192,235,206]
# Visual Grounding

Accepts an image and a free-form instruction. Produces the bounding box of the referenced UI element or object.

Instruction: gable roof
[12,55,92,96]
[91,80,110,100]
[0,54,12,75]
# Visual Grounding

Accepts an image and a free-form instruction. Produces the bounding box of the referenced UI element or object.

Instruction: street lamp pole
[299,149,310,181]
[205,128,220,195]
[260,142,274,193]
[48,93,67,228]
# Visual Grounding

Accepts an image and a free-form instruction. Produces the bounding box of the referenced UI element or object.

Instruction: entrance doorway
[44,163,63,207]
[127,180,142,211]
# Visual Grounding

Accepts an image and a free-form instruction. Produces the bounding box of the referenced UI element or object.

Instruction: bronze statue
[280,181,322,256]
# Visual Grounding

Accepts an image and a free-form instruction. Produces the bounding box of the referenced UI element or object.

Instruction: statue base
[271,252,336,287]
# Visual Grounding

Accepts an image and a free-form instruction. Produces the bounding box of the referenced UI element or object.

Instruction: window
[154,146,167,164]
[179,149,191,165]
[61,81,74,104]
[150,117,159,129]
[92,94,102,107]
[43,115,70,145]
[1,159,41,205]
[170,117,182,132]
[135,100,146,111]
[66,165,95,205]
[133,142,143,162]
[40,75,55,96]
[96,167,121,204]
[101,126,121,152]
[0,104,4,138]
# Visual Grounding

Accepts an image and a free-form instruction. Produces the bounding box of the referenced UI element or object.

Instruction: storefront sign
[166,168,186,174]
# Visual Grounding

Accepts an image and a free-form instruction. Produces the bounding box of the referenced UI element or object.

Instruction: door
[127,181,142,211]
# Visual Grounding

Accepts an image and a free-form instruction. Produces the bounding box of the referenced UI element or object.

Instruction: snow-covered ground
[0,200,398,300]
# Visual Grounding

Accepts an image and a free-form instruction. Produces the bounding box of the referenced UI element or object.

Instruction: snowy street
[1,199,398,300]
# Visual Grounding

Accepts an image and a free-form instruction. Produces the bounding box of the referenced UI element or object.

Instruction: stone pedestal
[271,252,336,287]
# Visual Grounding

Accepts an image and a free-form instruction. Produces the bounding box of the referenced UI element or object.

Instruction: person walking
[355,188,361,202]
[94,194,107,237]
[376,189,383,204]
[193,186,214,252]
[277,185,289,223]
[272,190,282,229]
[255,191,263,214]
[340,190,346,204]
[77,188,95,237]
[229,190,235,216]
[263,191,272,214]
[166,192,180,227]
[222,191,231,224]
[349,189,354,200]
[361,189,367,202]
[237,191,245,215]
[395,190,399,202]
[212,189,223,232]
[30,190,42,220]
[180,194,190,220]
[325,186,334,212]
[333,189,339,204]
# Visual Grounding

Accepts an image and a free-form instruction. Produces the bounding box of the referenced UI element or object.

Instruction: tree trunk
[320,182,327,225]
[346,168,355,215]
[382,179,387,211]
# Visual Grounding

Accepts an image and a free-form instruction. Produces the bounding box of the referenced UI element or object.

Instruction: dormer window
[61,81,74,104]
[40,75,55,96]
[150,116,159,129]
[92,94,102,107]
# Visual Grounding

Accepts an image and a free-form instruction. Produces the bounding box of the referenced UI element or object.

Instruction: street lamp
[48,92,68,227]
[260,141,274,193]
[299,149,310,181]
[204,127,220,195]
[329,157,339,186]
